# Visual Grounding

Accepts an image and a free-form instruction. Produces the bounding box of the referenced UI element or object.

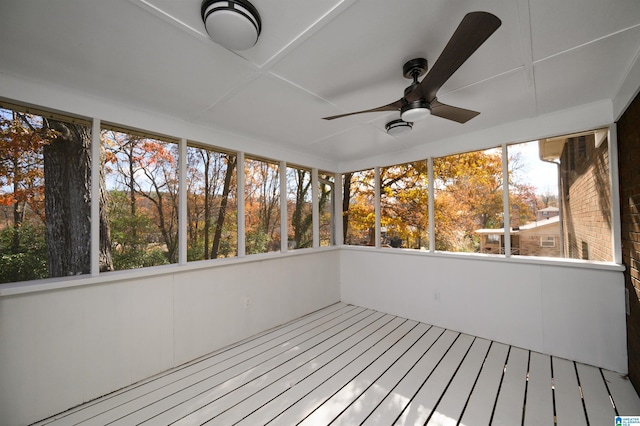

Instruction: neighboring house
[477,130,612,261]
[476,215,560,257]
[538,131,612,261]
[537,206,559,221]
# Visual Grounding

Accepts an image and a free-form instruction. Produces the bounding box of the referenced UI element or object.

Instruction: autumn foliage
[343,148,539,252]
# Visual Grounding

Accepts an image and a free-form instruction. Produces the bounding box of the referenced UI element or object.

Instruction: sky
[508,141,559,196]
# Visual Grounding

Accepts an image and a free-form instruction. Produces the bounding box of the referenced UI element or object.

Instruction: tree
[186,148,238,260]
[381,161,429,248]
[288,167,313,249]
[433,149,538,251]
[341,149,538,253]
[342,170,375,245]
[211,154,236,258]
[103,131,178,267]
[44,119,113,275]
[0,109,113,282]
[245,159,280,254]
[318,174,334,246]
[342,172,352,242]
[433,150,505,251]
[0,111,50,246]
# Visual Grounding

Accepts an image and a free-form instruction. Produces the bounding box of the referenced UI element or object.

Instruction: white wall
[0,250,340,426]
[340,247,627,373]
[0,246,629,425]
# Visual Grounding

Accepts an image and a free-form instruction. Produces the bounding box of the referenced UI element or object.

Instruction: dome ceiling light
[385,119,413,135]
[201,0,262,51]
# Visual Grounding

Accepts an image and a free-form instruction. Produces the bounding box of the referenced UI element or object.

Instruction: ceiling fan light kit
[201,0,261,51]
[401,100,431,122]
[385,119,413,135]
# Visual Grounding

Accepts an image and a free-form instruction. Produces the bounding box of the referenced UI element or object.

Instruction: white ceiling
[1,0,639,169]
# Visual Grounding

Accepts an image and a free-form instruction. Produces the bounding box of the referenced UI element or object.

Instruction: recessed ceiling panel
[138,0,347,67]
[534,25,640,114]
[197,74,347,149]
[307,125,403,163]
[270,0,521,114]
[0,0,256,118]
[529,0,640,61]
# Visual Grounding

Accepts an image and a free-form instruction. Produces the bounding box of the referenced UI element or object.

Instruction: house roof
[476,215,560,235]
[538,206,559,213]
[1,1,639,171]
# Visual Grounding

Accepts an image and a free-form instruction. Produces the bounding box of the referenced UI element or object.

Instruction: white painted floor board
[603,369,640,416]
[523,351,554,426]
[395,334,475,425]
[115,308,381,425]
[361,329,458,425]
[237,317,432,425]
[491,346,529,425]
[34,303,640,426]
[576,362,616,425]
[330,325,442,426]
[43,302,356,426]
[268,315,409,425]
[458,342,509,426]
[425,338,492,426]
[297,320,420,425]
[151,312,393,425]
[552,357,588,426]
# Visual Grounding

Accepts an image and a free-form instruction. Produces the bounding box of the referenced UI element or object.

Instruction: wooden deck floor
[35,303,640,425]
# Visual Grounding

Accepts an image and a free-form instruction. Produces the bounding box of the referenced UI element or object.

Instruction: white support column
[312,168,319,248]
[428,157,435,253]
[90,118,101,276]
[334,173,344,245]
[237,152,246,257]
[502,143,511,257]
[375,167,381,248]
[609,124,623,264]
[178,138,188,265]
[280,161,288,253]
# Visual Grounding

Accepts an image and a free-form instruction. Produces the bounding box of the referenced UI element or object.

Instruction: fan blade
[322,99,403,120]
[430,99,480,123]
[409,11,502,103]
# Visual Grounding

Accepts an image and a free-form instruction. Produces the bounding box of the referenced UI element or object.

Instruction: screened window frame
[0,99,622,288]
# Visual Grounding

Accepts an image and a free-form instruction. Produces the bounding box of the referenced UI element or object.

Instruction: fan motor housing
[402,58,428,79]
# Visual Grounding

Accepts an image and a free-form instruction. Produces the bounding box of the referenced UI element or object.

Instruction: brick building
[539,130,612,261]
[477,215,561,257]
[618,90,640,392]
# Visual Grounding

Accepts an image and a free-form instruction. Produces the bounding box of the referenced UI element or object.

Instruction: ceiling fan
[322,11,502,125]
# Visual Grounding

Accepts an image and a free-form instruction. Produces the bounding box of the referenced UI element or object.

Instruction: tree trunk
[44,120,113,276]
[342,172,352,243]
[292,169,312,249]
[98,149,114,271]
[202,150,211,259]
[11,170,24,250]
[211,155,236,258]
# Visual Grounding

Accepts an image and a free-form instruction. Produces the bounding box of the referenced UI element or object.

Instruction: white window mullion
[178,138,187,265]
[502,143,511,257]
[280,161,288,253]
[312,168,319,248]
[428,157,435,253]
[609,124,622,264]
[90,118,101,276]
[334,173,344,245]
[375,167,381,248]
[237,152,246,257]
